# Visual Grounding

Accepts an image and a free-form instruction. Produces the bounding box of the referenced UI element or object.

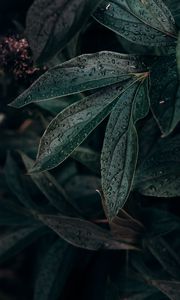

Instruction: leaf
[134,133,180,197]
[34,239,76,300]
[101,79,149,220]
[30,81,133,173]
[94,0,177,47]
[38,214,135,250]
[164,0,180,27]
[150,280,180,300]
[21,153,79,215]
[150,55,180,136]
[71,147,100,175]
[0,226,46,264]
[177,31,180,76]
[4,152,38,210]
[36,94,83,115]
[9,51,145,108]
[26,0,103,63]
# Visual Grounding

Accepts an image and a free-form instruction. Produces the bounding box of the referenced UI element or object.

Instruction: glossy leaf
[34,239,76,300]
[134,134,180,197]
[9,52,145,108]
[150,56,180,136]
[38,214,135,250]
[30,81,132,173]
[0,226,46,263]
[94,0,177,47]
[101,79,149,220]
[26,0,103,63]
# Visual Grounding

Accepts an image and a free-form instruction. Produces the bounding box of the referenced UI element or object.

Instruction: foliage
[0,0,180,299]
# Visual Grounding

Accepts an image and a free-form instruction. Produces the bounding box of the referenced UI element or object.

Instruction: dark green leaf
[94,0,177,47]
[34,239,76,300]
[150,56,180,136]
[36,94,83,115]
[177,31,180,76]
[26,0,103,63]
[134,134,180,197]
[101,79,149,220]
[164,0,180,27]
[30,81,133,173]
[9,52,145,108]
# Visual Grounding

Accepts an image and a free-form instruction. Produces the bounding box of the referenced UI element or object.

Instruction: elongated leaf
[21,153,79,215]
[34,239,76,300]
[37,94,83,115]
[94,0,177,47]
[26,0,103,63]
[101,79,149,220]
[0,226,46,263]
[134,134,180,197]
[150,280,180,300]
[177,31,180,76]
[38,214,135,250]
[9,52,145,108]
[4,153,38,210]
[30,81,133,173]
[150,56,180,136]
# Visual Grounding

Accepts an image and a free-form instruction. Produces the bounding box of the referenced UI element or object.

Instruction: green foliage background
[0,0,180,299]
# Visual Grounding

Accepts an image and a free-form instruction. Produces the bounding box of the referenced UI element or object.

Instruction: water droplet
[106,3,111,10]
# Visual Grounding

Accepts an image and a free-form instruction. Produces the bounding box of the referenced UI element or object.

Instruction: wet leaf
[94,0,177,47]
[38,214,135,250]
[30,81,132,173]
[150,56,180,136]
[34,239,76,300]
[164,0,180,27]
[9,52,145,108]
[101,79,149,220]
[134,133,180,197]
[26,0,103,63]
